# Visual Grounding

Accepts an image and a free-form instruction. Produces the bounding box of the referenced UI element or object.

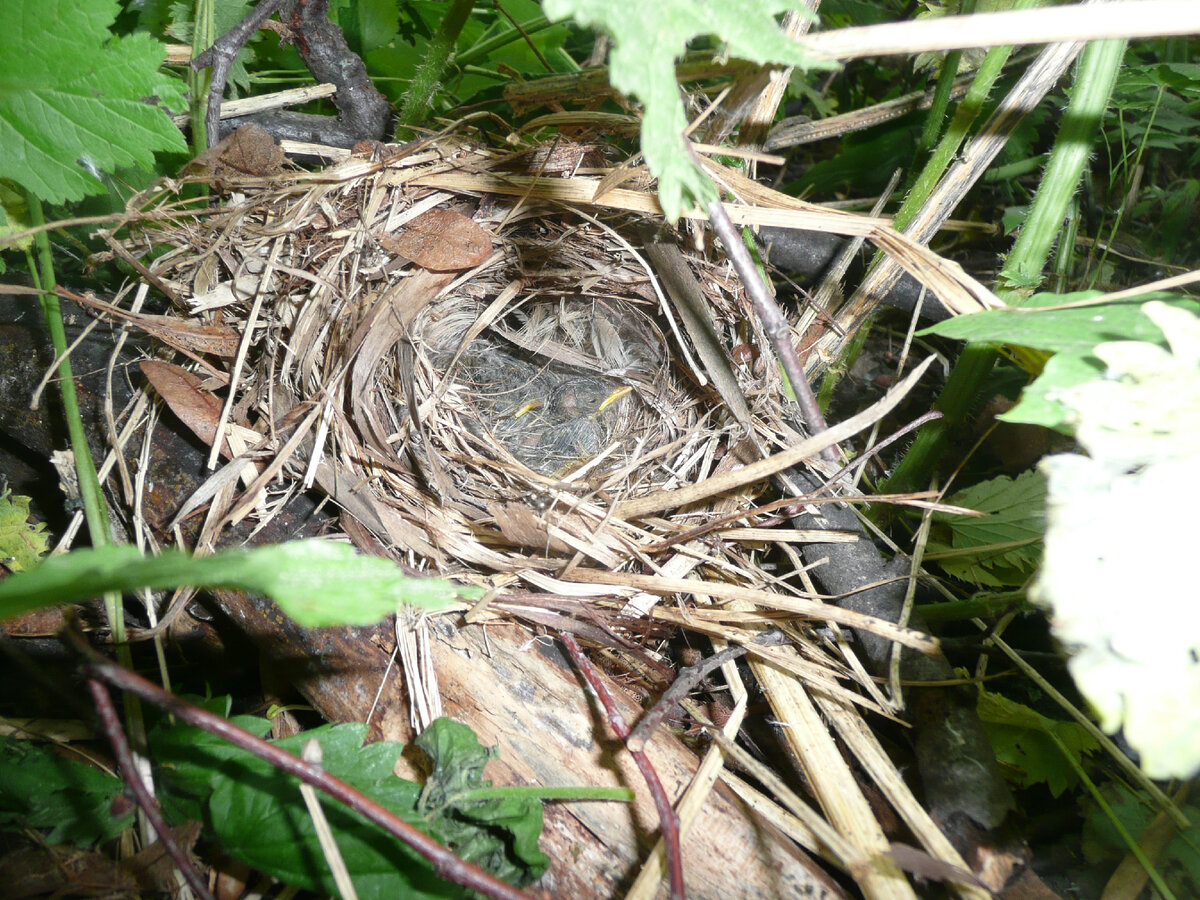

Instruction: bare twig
[66,629,536,900]
[192,0,286,144]
[701,183,838,462]
[559,633,686,900]
[626,644,751,754]
[626,629,793,754]
[86,677,216,900]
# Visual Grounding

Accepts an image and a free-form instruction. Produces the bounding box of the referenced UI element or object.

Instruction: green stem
[190,0,216,154]
[26,196,110,556]
[896,24,1026,232]
[916,48,963,156]
[999,39,1129,295]
[394,0,476,139]
[884,38,1128,494]
[26,194,146,771]
[1047,730,1177,900]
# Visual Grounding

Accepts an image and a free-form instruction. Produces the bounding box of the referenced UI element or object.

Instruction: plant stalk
[394,0,476,139]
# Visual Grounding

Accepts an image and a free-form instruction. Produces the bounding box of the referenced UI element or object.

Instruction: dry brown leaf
[377,208,493,272]
[140,360,232,458]
[187,123,286,178]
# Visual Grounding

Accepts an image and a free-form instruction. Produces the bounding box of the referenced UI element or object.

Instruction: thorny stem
[86,677,216,900]
[395,0,476,139]
[67,628,536,900]
[559,633,686,900]
[704,196,838,463]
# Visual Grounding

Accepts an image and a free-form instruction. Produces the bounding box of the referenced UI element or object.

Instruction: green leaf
[165,0,257,95]
[977,689,1098,797]
[1083,784,1200,897]
[149,696,273,822]
[0,0,187,204]
[929,470,1045,588]
[1032,303,1200,779]
[333,0,401,56]
[415,718,548,882]
[0,736,133,845]
[542,0,836,220]
[0,488,49,573]
[921,291,1200,429]
[0,540,475,627]
[205,723,456,900]
[920,291,1198,355]
[150,714,548,898]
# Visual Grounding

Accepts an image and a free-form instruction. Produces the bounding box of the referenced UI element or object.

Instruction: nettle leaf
[542,0,836,220]
[0,0,187,204]
[0,539,474,627]
[977,689,1098,797]
[929,470,1045,588]
[1033,303,1200,779]
[0,488,48,573]
[209,723,455,900]
[0,736,133,845]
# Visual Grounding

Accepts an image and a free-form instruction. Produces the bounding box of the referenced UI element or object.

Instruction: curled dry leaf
[186,123,287,178]
[377,208,493,272]
[140,360,232,459]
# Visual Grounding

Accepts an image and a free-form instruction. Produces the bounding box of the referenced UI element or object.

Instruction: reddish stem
[559,632,686,900]
[87,678,216,900]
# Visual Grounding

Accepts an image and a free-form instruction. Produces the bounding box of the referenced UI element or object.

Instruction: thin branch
[86,677,216,900]
[192,0,287,145]
[559,633,686,900]
[626,643,751,754]
[66,628,536,900]
[700,182,838,463]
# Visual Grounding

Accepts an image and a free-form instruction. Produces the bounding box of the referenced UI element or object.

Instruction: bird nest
[110,134,789,579]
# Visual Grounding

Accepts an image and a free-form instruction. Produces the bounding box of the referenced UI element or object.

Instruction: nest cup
[414,291,668,478]
[119,140,771,574]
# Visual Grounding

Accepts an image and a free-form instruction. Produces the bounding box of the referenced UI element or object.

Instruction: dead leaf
[377,208,493,272]
[0,844,136,898]
[140,360,233,457]
[64,289,240,357]
[187,123,286,178]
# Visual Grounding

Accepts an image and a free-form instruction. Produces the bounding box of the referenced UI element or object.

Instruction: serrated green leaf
[0,488,49,573]
[931,470,1045,588]
[205,724,455,900]
[542,0,836,220]
[0,540,476,627]
[415,718,548,881]
[977,689,1098,796]
[0,0,187,204]
[0,736,133,845]
[151,714,545,899]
